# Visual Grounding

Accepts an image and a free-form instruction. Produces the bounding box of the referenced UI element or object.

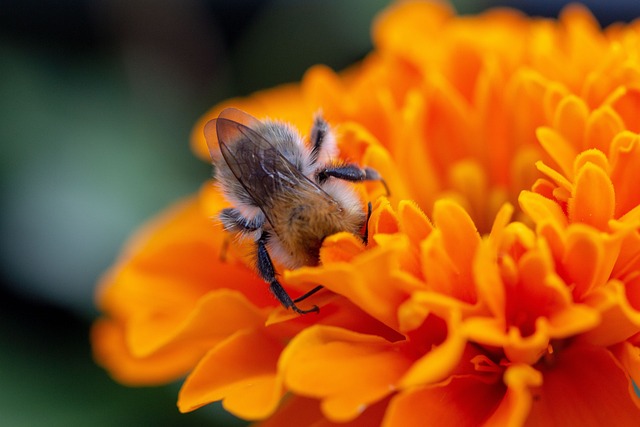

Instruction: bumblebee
[205,108,387,313]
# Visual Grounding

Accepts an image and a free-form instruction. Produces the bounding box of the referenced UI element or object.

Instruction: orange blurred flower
[93,1,640,425]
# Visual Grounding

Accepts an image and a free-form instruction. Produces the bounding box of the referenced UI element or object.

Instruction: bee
[205,108,388,314]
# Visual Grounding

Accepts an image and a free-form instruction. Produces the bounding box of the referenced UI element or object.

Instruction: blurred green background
[1,1,639,426]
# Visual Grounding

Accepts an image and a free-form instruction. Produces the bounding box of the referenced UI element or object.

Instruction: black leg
[318,165,365,182]
[362,201,372,245]
[363,167,391,196]
[219,234,231,262]
[220,208,264,233]
[293,285,324,303]
[256,233,319,314]
[318,165,390,196]
[309,115,330,164]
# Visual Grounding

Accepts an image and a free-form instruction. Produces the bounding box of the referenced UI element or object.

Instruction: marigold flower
[93,1,640,425]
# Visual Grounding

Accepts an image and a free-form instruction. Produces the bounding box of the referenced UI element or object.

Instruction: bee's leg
[309,115,331,164]
[220,208,263,233]
[363,167,391,196]
[219,234,232,262]
[318,165,390,196]
[362,201,373,245]
[219,208,265,261]
[256,232,320,315]
[293,285,324,303]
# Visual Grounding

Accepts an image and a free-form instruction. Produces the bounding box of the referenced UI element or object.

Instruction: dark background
[2,1,639,425]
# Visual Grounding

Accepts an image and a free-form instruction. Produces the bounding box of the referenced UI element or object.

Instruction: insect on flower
[205,108,388,314]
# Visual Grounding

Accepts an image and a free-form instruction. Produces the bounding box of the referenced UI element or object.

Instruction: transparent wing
[214,116,332,212]
[204,108,263,163]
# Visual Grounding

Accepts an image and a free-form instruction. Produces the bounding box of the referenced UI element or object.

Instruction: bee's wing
[204,108,263,163]
[215,116,332,212]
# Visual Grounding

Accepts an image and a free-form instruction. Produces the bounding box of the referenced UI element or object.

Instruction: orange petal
[254,397,325,427]
[579,279,640,346]
[400,289,483,333]
[543,81,570,125]
[545,302,600,339]
[96,197,273,359]
[300,65,344,119]
[280,326,412,422]
[568,162,615,230]
[561,226,602,298]
[369,196,400,237]
[383,375,509,427]
[397,199,433,246]
[536,126,577,180]
[91,319,200,385]
[446,160,490,231]
[535,160,573,195]
[425,199,481,303]
[127,290,267,358]
[485,364,543,427]
[256,396,390,427]
[463,317,508,348]
[507,70,556,149]
[536,221,565,263]
[387,348,542,427]
[609,86,640,133]
[527,344,640,426]
[474,240,505,319]
[563,224,624,299]
[474,55,509,185]
[572,148,609,175]
[422,73,476,177]
[178,328,284,420]
[552,95,589,158]
[519,191,568,228]
[488,203,515,249]
[286,234,412,329]
[384,380,487,427]
[399,310,467,387]
[610,131,640,217]
[372,0,453,59]
[503,319,552,365]
[389,90,441,210]
[584,106,624,153]
[610,340,640,403]
[319,232,365,264]
[337,122,409,201]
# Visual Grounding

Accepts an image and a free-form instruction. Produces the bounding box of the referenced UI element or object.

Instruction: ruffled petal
[610,339,640,405]
[91,319,201,385]
[610,131,640,217]
[398,310,467,387]
[280,326,412,422]
[256,396,390,427]
[579,279,640,346]
[421,199,481,303]
[385,362,542,427]
[526,344,640,426]
[178,328,284,420]
[568,162,615,230]
[285,233,413,329]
